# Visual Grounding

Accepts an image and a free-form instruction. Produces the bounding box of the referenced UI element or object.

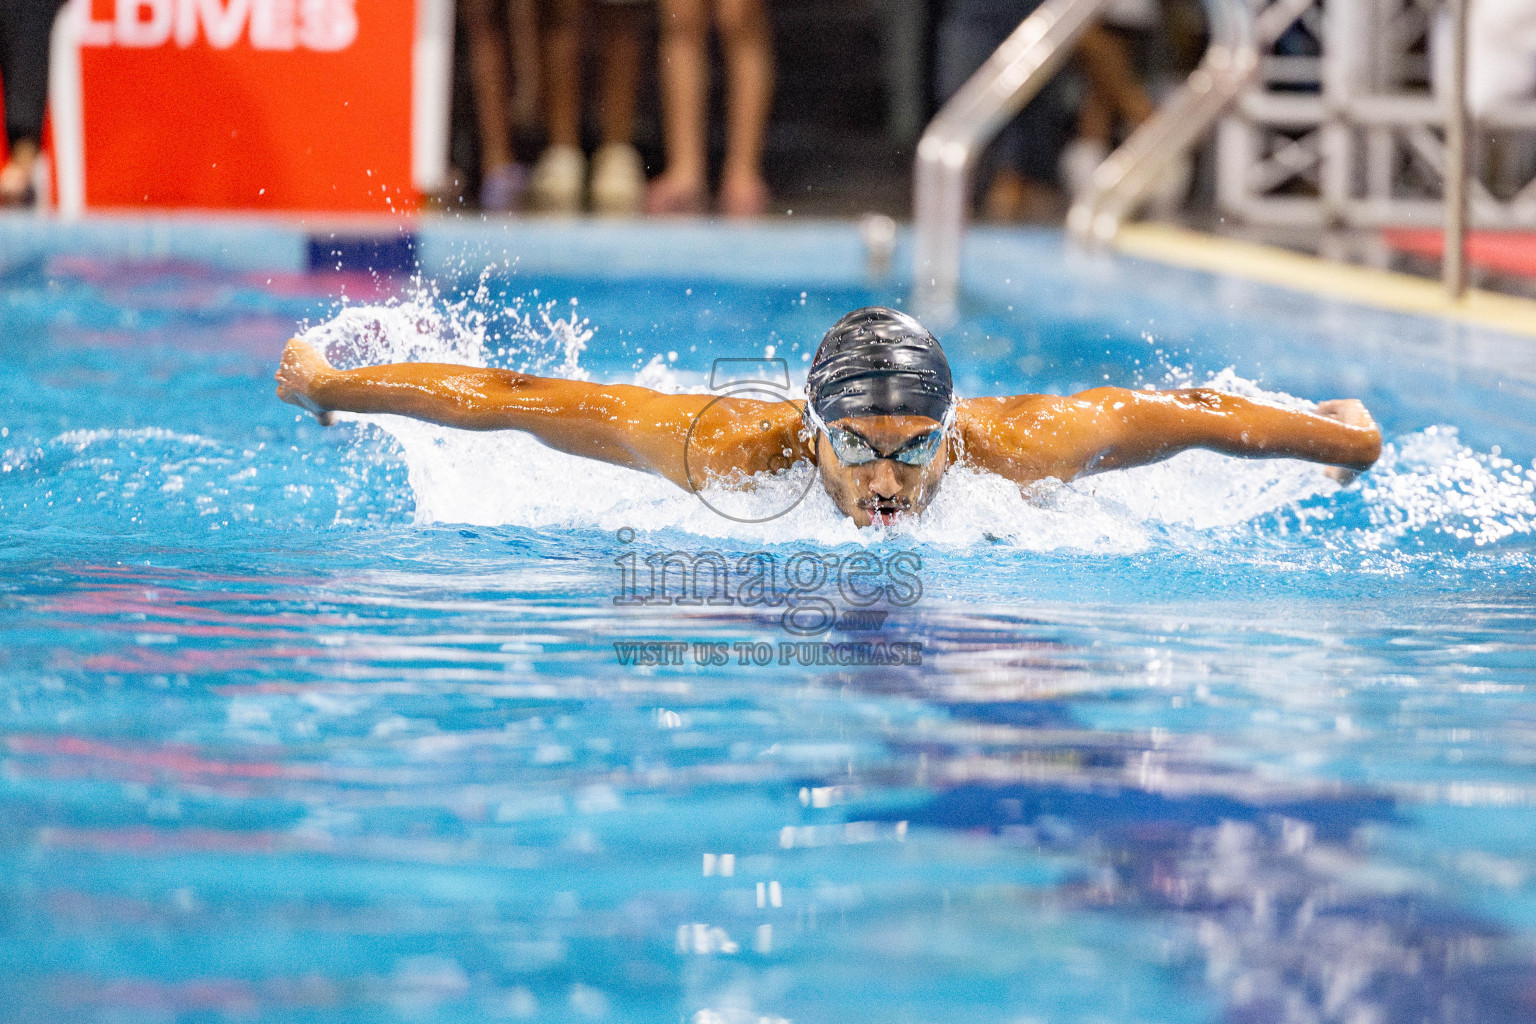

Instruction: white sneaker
[529,144,586,214]
[589,143,644,217]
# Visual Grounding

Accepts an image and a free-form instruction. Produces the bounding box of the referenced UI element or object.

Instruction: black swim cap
[805,307,954,424]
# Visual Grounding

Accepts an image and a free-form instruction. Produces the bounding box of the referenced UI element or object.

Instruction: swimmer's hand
[1315,399,1378,484]
[275,338,338,426]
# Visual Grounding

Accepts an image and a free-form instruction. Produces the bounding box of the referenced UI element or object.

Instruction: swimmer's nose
[866,459,902,496]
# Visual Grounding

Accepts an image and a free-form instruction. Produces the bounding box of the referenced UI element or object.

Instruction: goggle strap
[803,400,957,440]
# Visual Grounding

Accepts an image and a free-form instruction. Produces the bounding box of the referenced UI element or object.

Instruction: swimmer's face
[813,414,951,527]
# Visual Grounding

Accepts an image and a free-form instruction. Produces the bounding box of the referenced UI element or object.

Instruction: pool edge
[1113,223,1536,340]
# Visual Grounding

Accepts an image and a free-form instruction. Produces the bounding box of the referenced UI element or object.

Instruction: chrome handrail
[912,0,1114,320]
[1443,0,1469,298]
[912,0,1315,315]
[1067,0,1311,243]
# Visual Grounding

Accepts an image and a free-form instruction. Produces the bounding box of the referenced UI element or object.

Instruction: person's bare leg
[462,0,515,173]
[530,0,588,212]
[1076,86,1113,146]
[1076,25,1153,130]
[1059,84,1112,201]
[508,0,543,133]
[1077,24,1190,214]
[462,0,527,209]
[714,0,772,217]
[542,0,584,149]
[597,3,643,146]
[591,2,646,214]
[649,0,709,214]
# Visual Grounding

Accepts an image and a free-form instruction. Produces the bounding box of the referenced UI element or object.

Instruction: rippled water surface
[3,237,1536,1023]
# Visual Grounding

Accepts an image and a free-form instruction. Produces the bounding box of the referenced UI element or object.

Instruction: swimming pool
[3,217,1536,1023]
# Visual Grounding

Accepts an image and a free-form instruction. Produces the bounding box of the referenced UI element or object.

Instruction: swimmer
[275,306,1381,528]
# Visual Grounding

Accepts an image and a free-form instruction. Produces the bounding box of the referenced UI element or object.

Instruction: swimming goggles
[804,401,956,468]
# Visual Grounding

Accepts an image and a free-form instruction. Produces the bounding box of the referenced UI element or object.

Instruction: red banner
[73,0,420,212]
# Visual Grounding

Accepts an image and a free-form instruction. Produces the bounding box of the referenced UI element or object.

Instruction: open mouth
[860,498,908,526]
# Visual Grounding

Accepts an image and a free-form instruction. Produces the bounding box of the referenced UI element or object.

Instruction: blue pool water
[3,223,1536,1023]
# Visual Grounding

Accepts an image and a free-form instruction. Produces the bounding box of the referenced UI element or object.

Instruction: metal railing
[1215,0,1503,295]
[1443,0,1469,298]
[911,0,1311,315]
[911,0,1114,319]
[1067,0,1317,243]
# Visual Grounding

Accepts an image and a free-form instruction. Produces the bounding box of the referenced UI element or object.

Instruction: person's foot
[717,173,770,218]
[645,170,706,216]
[1,140,40,208]
[590,143,644,217]
[528,144,586,214]
[0,164,34,207]
[479,162,528,213]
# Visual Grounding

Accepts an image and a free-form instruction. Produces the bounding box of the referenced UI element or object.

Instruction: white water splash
[1360,426,1536,547]
[54,427,223,451]
[300,273,593,381]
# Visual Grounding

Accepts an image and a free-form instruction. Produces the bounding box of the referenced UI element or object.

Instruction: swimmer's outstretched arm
[274,339,805,489]
[963,387,1382,484]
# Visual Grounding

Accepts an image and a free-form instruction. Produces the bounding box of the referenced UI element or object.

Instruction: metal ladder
[912,0,1312,318]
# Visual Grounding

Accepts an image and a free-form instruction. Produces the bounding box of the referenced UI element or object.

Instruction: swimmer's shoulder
[956,394,1089,483]
[687,392,810,467]
[957,393,1061,426]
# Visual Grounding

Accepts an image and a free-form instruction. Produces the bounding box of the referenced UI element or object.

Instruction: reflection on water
[4,554,1536,1023]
